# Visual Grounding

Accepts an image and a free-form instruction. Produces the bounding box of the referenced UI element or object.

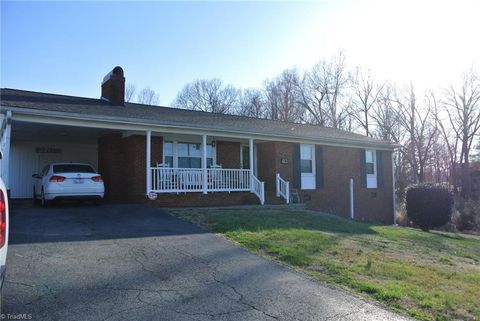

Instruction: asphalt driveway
[4,203,411,321]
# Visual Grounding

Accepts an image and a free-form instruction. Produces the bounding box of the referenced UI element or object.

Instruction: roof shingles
[0,88,394,149]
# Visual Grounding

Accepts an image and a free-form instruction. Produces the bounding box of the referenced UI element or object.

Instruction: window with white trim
[300,144,313,173]
[178,143,201,168]
[164,141,214,168]
[365,150,377,188]
[164,141,174,167]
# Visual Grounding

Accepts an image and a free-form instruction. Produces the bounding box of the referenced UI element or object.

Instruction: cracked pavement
[4,203,412,321]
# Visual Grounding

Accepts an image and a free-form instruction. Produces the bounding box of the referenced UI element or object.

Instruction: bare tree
[430,92,459,190]
[264,69,304,122]
[371,85,401,142]
[442,69,480,198]
[351,68,385,136]
[295,70,326,125]
[299,52,352,129]
[125,84,137,103]
[137,87,160,106]
[174,79,239,114]
[238,89,266,118]
[394,84,438,183]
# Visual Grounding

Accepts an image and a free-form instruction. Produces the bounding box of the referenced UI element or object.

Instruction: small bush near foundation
[406,183,453,232]
[395,202,411,227]
[453,198,480,232]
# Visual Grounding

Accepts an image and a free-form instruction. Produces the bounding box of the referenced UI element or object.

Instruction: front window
[365,150,375,174]
[164,141,214,168]
[300,144,313,173]
[164,141,174,167]
[178,143,202,168]
[365,150,377,188]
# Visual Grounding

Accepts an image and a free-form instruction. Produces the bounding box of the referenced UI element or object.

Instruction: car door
[34,165,49,196]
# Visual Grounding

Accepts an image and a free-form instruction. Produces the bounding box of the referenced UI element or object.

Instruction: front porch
[144,132,290,205]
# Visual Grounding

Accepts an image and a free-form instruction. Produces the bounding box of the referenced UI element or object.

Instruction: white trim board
[5,107,396,151]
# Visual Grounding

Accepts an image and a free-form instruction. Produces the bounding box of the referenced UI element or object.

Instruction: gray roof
[0,88,395,149]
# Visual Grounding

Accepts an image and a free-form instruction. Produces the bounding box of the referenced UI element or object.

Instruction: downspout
[392,151,397,225]
[349,178,354,219]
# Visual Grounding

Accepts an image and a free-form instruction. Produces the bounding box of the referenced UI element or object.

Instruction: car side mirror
[0,151,3,160]
[32,174,40,179]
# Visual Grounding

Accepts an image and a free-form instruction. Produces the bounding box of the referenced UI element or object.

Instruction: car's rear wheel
[41,188,49,207]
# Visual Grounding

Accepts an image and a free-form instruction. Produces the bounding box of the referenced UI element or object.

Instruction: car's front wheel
[41,188,49,207]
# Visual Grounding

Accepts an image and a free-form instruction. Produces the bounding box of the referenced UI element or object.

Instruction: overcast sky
[1,0,479,105]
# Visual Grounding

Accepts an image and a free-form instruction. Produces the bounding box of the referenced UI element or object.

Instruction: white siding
[9,141,98,198]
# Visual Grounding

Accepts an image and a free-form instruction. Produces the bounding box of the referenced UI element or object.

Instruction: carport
[8,120,118,199]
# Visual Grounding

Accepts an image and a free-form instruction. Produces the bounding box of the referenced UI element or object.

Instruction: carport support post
[1,111,12,191]
[249,138,254,188]
[202,135,207,194]
[146,130,152,194]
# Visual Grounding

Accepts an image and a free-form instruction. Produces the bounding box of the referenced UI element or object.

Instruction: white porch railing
[152,168,205,193]
[150,167,263,203]
[276,173,290,204]
[251,174,265,205]
[208,168,251,192]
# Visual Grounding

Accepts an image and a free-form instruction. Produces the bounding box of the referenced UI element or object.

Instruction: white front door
[300,144,316,190]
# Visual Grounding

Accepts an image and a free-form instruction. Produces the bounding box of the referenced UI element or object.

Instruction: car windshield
[53,164,96,173]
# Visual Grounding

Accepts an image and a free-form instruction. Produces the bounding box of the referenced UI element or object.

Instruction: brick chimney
[101,66,125,105]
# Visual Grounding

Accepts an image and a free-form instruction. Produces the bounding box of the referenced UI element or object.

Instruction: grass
[170,208,480,321]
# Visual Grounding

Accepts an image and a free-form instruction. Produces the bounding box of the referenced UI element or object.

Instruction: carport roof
[0,88,396,149]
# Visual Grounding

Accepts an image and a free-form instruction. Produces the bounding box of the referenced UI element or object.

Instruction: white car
[33,163,105,206]
[0,152,10,312]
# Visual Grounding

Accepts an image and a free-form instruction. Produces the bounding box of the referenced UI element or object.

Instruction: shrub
[452,198,480,232]
[405,183,453,232]
[395,202,411,227]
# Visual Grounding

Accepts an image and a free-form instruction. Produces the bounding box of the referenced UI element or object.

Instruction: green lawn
[170,207,480,321]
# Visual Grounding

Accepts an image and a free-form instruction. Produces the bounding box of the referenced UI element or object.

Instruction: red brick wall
[98,134,125,202]
[299,146,393,223]
[257,142,294,192]
[98,134,393,221]
[257,141,394,223]
[216,141,241,168]
[151,192,259,207]
[98,133,162,202]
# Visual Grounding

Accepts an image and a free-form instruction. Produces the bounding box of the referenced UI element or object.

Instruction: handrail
[251,174,265,205]
[275,173,290,204]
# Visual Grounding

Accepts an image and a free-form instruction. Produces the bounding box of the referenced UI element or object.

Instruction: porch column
[146,130,151,194]
[202,135,207,194]
[249,138,254,187]
[1,111,12,190]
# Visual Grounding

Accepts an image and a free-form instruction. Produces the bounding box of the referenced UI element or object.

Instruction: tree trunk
[461,138,471,199]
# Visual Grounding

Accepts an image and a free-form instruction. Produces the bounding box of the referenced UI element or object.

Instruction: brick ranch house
[0,67,397,223]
